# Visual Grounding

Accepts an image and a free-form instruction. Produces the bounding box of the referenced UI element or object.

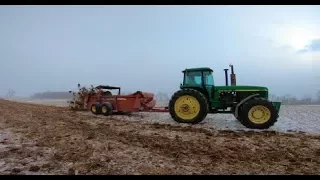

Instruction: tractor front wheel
[238,98,278,129]
[169,89,209,124]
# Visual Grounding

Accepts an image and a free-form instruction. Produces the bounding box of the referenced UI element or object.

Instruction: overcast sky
[0,5,320,98]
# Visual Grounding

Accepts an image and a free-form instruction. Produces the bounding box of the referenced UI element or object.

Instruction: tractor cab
[181,67,214,98]
[180,65,237,101]
[181,65,236,88]
[182,67,214,87]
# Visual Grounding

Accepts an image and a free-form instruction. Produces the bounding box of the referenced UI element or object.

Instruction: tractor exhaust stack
[223,69,229,86]
[229,64,236,86]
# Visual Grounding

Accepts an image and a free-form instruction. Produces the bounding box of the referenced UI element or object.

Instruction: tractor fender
[234,94,259,118]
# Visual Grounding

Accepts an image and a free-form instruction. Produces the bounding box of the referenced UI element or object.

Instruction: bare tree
[301,95,312,105]
[317,90,320,103]
[6,89,16,99]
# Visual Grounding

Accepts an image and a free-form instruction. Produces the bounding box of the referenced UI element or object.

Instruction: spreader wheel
[169,89,209,124]
[91,103,101,115]
[238,98,278,129]
[101,102,113,116]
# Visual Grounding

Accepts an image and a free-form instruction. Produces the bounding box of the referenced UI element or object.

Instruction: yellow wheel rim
[91,105,97,113]
[102,106,108,114]
[174,95,200,120]
[248,105,271,124]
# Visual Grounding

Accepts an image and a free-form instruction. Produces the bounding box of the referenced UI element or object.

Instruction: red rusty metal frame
[86,93,169,113]
[70,84,170,113]
[91,97,168,113]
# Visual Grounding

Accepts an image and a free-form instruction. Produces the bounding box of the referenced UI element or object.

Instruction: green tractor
[168,64,281,129]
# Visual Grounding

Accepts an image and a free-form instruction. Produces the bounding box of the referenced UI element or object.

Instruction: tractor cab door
[203,71,214,100]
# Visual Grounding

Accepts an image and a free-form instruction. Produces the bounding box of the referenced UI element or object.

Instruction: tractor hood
[214,85,268,92]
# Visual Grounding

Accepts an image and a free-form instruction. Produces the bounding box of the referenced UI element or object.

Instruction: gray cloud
[298,39,320,53]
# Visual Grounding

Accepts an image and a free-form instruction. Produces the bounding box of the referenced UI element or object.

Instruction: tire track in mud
[0,99,320,175]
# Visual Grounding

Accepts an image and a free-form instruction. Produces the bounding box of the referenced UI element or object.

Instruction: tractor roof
[95,85,121,90]
[182,67,213,73]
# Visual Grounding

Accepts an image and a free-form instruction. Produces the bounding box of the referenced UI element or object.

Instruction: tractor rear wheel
[91,103,101,115]
[169,89,209,124]
[238,98,278,129]
[101,102,113,116]
[232,107,243,122]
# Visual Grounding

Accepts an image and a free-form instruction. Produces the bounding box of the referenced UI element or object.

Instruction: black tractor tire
[238,98,278,129]
[101,102,113,116]
[91,102,101,115]
[169,89,209,124]
[232,107,243,123]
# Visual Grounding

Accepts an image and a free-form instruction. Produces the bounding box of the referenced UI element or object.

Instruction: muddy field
[10,98,320,135]
[0,99,320,175]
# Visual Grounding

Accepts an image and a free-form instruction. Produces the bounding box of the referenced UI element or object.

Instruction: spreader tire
[91,103,101,115]
[238,98,278,129]
[169,89,209,124]
[101,102,113,116]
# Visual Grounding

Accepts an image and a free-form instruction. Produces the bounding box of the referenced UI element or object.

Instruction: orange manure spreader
[68,84,168,116]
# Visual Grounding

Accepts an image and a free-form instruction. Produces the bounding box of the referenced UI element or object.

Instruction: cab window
[203,71,214,85]
[184,71,202,85]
